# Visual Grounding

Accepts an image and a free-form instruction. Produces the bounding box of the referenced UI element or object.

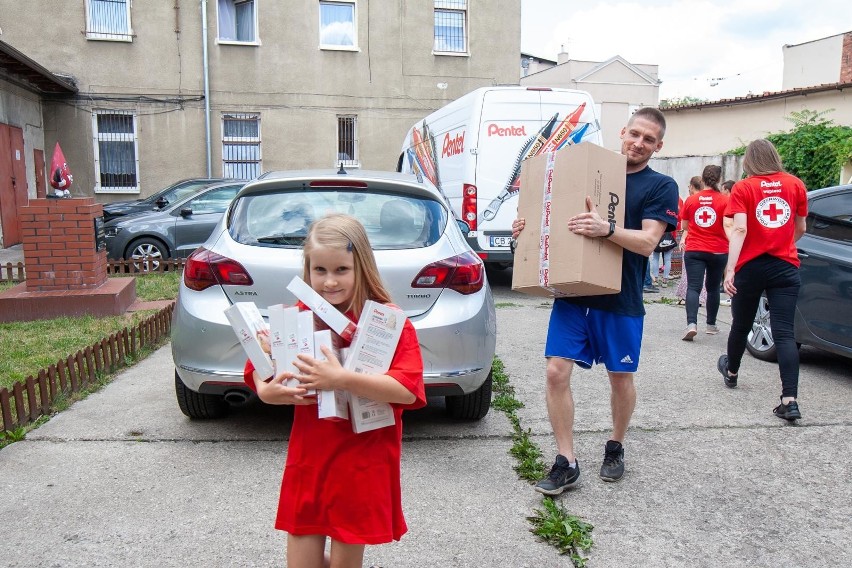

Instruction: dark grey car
[747,184,852,361]
[102,178,229,222]
[104,181,245,269]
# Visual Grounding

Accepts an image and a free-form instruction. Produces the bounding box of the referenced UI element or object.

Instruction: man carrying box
[512,107,679,493]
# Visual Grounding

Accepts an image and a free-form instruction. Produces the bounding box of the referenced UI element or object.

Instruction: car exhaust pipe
[224,390,249,405]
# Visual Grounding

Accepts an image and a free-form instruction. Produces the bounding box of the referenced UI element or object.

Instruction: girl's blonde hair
[302,213,391,318]
[743,139,784,177]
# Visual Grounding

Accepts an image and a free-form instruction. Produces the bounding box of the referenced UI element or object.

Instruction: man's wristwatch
[605,221,616,238]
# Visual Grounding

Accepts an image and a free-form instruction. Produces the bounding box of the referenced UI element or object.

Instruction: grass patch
[491,356,594,566]
[528,498,595,566]
[0,272,180,391]
[495,301,520,308]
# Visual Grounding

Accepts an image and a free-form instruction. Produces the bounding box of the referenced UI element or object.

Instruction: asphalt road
[1,268,851,567]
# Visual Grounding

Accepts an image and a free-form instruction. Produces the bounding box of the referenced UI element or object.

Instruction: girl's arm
[293,347,416,405]
[794,215,806,241]
[679,220,689,250]
[723,212,747,296]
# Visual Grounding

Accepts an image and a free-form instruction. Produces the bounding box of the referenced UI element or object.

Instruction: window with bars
[337,116,359,167]
[223,114,261,180]
[93,111,139,193]
[86,0,132,41]
[319,1,357,49]
[218,0,258,43]
[434,0,467,54]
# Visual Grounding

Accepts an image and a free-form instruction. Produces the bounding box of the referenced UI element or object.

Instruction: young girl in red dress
[243,212,426,568]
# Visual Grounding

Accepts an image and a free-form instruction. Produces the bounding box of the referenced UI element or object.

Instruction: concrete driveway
[1,269,850,567]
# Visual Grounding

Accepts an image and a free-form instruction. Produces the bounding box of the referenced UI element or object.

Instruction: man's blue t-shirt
[557,166,679,317]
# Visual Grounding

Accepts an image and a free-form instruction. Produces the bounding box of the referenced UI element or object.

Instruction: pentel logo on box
[487,124,528,137]
[442,131,465,158]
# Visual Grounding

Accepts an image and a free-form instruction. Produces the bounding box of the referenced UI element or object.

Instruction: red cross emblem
[762,202,783,221]
[756,197,791,228]
[694,206,716,228]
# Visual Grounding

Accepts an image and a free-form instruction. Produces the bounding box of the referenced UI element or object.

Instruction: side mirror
[456,219,470,235]
[180,207,193,217]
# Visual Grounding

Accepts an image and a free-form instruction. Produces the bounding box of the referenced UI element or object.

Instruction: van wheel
[446,371,492,420]
[175,371,228,419]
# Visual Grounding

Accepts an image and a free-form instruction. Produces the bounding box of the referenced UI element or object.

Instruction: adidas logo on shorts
[620,355,633,364]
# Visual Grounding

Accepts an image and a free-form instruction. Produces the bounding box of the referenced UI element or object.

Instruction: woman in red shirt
[718,139,808,421]
[679,165,730,340]
[245,213,426,567]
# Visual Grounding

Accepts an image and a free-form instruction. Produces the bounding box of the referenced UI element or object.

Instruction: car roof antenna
[337,162,347,175]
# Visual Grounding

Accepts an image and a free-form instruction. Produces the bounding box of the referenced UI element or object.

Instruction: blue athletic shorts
[544,301,644,373]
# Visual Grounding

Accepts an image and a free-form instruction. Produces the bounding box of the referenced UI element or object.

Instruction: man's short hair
[628,107,666,139]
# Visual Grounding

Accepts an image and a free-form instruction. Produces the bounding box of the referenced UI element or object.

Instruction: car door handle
[797,251,809,259]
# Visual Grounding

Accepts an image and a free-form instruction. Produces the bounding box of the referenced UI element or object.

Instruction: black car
[747,184,852,361]
[102,178,229,222]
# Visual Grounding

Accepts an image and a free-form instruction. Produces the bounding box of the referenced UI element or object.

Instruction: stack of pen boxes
[224,276,405,434]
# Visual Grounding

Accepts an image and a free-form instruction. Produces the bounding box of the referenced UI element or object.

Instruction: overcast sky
[521,0,852,102]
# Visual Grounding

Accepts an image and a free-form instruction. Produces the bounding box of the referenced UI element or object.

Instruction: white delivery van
[397,86,602,267]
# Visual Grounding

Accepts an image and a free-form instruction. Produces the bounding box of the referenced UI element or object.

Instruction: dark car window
[806,191,852,243]
[229,190,448,249]
[162,181,218,206]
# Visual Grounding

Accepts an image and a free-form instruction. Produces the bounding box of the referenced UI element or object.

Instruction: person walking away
[244,213,426,567]
[679,165,731,340]
[675,176,706,305]
[512,107,679,492]
[718,139,807,421]
[650,229,677,288]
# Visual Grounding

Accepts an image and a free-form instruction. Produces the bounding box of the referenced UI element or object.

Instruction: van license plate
[489,236,512,248]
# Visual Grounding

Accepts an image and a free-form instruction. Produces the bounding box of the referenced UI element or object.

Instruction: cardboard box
[224,302,275,380]
[316,330,349,421]
[268,304,300,375]
[343,301,406,433]
[512,143,626,297]
[286,276,357,341]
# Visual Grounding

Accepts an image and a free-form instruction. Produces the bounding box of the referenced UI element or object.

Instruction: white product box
[286,276,357,341]
[315,330,349,421]
[343,301,406,433]
[295,310,316,395]
[224,302,274,380]
[268,304,300,374]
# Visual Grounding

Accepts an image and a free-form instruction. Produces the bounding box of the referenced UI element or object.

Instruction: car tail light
[184,248,253,291]
[462,183,477,231]
[411,251,484,295]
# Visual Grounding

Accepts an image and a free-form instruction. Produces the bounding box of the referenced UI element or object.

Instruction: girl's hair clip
[347,241,353,252]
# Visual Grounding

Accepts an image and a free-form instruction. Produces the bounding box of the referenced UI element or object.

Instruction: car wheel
[174,371,229,419]
[446,371,492,420]
[746,293,778,362]
[126,237,168,272]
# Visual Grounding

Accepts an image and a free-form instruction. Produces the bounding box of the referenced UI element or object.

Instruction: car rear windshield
[228,189,448,249]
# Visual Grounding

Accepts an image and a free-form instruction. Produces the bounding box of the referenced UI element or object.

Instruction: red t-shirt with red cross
[727,172,808,271]
[679,189,729,253]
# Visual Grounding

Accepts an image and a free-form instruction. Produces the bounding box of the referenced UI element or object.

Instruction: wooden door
[0,123,19,246]
[34,148,46,198]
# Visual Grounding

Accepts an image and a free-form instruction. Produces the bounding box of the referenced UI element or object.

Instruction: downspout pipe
[201,0,212,177]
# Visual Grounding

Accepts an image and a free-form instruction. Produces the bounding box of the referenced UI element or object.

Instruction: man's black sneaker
[717,354,737,388]
[534,454,580,495]
[774,399,802,421]
[643,285,659,293]
[599,440,625,482]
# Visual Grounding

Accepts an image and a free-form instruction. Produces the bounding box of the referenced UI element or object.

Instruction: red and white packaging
[294,310,316,395]
[343,301,406,433]
[315,330,349,421]
[286,276,357,341]
[224,302,274,380]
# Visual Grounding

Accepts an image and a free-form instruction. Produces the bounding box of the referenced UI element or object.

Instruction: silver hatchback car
[171,170,497,420]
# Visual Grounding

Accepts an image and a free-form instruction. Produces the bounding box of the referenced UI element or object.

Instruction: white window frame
[222,113,262,180]
[92,110,140,194]
[336,115,360,168]
[85,0,133,42]
[217,0,260,45]
[319,1,359,52]
[433,0,468,56]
